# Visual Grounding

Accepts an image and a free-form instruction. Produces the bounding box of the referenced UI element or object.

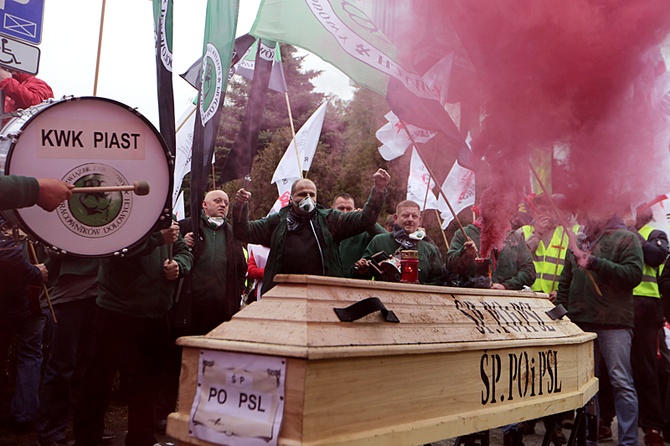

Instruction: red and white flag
[438,162,476,229]
[406,148,440,211]
[375,111,435,161]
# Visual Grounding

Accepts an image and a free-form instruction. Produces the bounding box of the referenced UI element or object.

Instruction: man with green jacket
[555,211,643,446]
[331,192,386,278]
[0,175,73,212]
[233,169,390,294]
[353,200,444,285]
[74,222,193,446]
[445,220,535,290]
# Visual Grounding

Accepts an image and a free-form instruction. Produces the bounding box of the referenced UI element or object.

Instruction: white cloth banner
[271,101,327,186]
[375,111,435,161]
[406,148,440,211]
[172,102,197,208]
[173,190,186,222]
[439,162,476,229]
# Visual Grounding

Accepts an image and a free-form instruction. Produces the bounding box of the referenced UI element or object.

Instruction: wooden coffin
[167,274,597,446]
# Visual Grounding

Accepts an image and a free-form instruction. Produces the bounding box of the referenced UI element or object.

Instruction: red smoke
[425,0,670,255]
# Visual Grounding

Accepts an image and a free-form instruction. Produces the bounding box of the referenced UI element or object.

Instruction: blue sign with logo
[0,0,44,45]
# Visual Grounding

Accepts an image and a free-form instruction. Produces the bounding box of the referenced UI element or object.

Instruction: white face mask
[296,196,316,214]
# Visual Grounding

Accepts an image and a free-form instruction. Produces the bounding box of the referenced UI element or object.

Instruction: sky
[36,0,353,129]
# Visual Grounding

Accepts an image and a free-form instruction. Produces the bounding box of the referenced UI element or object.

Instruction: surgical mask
[409,228,425,240]
[207,216,224,227]
[297,196,316,214]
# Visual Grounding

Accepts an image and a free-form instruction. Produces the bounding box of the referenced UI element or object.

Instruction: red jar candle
[400,250,419,283]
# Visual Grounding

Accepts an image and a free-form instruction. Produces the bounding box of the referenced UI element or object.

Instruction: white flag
[407,148,441,211]
[173,190,186,222]
[438,162,476,229]
[271,101,327,186]
[172,102,197,208]
[172,101,216,210]
[269,101,328,214]
[375,111,435,161]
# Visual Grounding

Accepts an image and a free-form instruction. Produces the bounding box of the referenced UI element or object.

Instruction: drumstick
[71,180,150,196]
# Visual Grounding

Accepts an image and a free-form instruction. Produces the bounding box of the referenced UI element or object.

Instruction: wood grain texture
[167,275,597,446]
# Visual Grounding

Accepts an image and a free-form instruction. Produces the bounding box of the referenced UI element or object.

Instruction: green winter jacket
[555,226,643,328]
[340,223,386,277]
[233,187,385,294]
[0,175,39,211]
[362,232,445,285]
[175,212,247,329]
[445,223,535,290]
[96,229,193,318]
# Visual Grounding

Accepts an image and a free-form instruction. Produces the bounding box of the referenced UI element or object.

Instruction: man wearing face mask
[151,190,248,433]
[233,169,390,294]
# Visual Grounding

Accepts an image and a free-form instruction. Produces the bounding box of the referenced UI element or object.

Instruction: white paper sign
[189,350,287,446]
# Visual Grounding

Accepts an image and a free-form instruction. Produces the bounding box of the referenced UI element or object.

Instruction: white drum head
[4,97,172,257]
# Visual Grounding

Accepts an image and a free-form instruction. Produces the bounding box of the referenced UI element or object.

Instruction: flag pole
[211,162,216,190]
[398,120,473,245]
[93,0,107,96]
[434,210,450,249]
[528,162,602,296]
[176,103,197,134]
[284,92,303,177]
[417,147,450,251]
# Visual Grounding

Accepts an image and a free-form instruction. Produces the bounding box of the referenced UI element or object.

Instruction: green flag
[251,0,473,170]
[190,0,238,233]
[251,0,435,98]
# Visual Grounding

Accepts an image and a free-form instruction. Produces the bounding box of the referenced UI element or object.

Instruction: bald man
[177,190,247,331]
[150,190,248,432]
[233,169,390,294]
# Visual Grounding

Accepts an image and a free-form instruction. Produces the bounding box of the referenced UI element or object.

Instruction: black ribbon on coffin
[334,297,399,323]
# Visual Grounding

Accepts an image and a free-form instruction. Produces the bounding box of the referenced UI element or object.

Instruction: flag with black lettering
[190,0,238,237]
[152,0,175,159]
[251,0,474,171]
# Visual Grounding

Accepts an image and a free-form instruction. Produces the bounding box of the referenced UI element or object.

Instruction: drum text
[480,349,562,405]
[40,129,141,150]
[93,131,141,150]
[42,129,83,147]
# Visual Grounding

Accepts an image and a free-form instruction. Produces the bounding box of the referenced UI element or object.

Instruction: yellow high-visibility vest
[632,224,663,298]
[522,225,575,293]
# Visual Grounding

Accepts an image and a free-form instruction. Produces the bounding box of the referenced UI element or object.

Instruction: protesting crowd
[2,158,670,446]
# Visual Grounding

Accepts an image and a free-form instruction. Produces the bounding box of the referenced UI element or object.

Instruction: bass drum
[0,96,172,257]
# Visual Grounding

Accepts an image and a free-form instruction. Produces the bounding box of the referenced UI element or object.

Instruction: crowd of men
[3,168,670,446]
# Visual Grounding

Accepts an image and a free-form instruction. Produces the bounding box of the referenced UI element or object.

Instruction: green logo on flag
[199,43,223,125]
[157,0,173,71]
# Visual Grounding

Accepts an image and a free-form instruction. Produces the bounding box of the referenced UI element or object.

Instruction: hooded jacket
[555,217,643,328]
